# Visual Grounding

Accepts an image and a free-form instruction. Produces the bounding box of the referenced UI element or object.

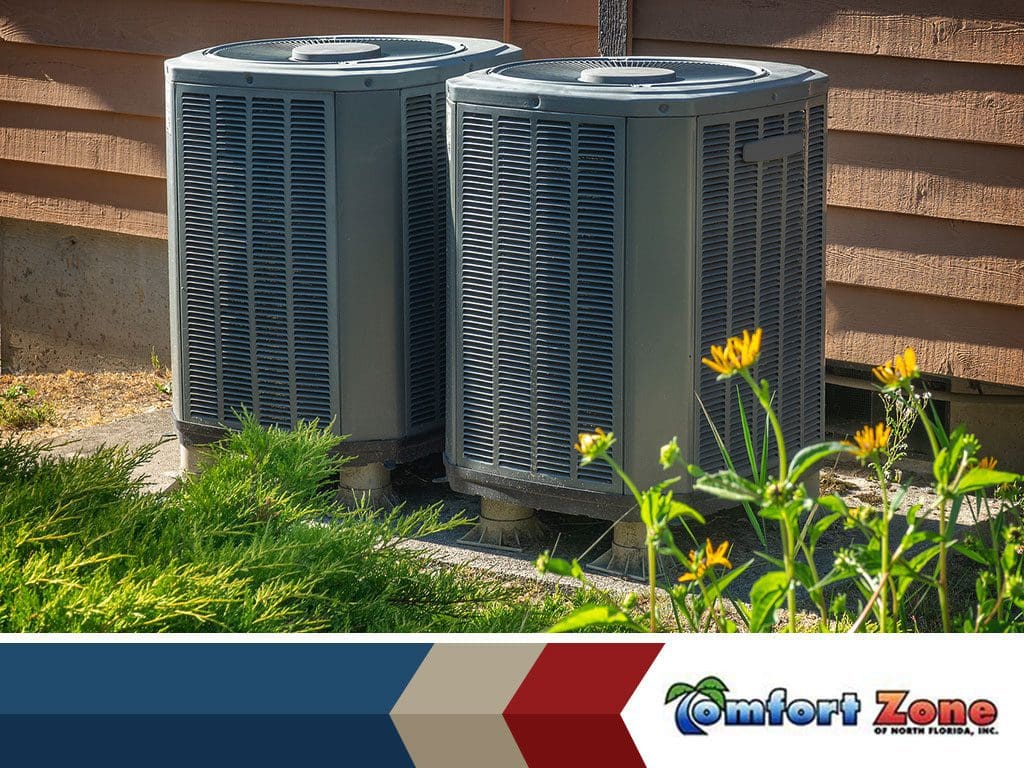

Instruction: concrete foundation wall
[950,380,1024,472]
[0,218,169,372]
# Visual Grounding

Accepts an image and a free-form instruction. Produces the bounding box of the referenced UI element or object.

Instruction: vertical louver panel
[696,101,825,475]
[403,87,447,432]
[176,87,334,430]
[803,104,827,446]
[456,108,622,489]
[459,112,497,464]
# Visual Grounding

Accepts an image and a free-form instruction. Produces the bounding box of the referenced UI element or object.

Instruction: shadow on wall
[0,217,170,372]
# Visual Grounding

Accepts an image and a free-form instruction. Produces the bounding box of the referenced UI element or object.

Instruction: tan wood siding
[0,0,596,241]
[634,0,1024,66]
[0,159,166,238]
[826,284,1024,385]
[634,0,1024,387]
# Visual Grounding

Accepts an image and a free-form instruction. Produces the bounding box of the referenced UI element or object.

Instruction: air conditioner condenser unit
[165,35,520,500]
[445,57,828,571]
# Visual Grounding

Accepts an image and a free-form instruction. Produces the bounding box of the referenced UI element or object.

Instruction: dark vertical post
[598,0,632,56]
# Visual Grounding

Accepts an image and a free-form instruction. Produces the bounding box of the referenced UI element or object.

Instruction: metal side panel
[692,96,827,476]
[335,89,404,441]
[452,102,625,494]
[172,84,339,432]
[401,84,448,436]
[620,116,698,492]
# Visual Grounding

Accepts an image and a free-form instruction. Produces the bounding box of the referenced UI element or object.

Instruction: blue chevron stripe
[0,714,414,766]
[0,644,431,715]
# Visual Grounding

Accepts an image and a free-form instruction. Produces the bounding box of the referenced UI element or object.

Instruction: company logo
[665,678,999,737]
[665,677,860,735]
[873,691,998,735]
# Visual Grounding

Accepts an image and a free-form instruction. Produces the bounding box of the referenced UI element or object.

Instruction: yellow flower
[701,328,762,378]
[678,539,732,582]
[846,423,891,461]
[704,539,732,570]
[574,427,614,465]
[979,456,999,470]
[872,347,919,389]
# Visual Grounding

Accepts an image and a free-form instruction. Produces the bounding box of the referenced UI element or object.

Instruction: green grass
[0,418,576,632]
[0,385,54,431]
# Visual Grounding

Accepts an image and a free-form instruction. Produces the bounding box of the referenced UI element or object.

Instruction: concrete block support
[459,498,549,552]
[179,441,212,475]
[338,462,398,509]
[588,520,651,582]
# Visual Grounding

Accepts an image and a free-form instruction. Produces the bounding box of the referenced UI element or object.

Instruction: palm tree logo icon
[665,676,729,735]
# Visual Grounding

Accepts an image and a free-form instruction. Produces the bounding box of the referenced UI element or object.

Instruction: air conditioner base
[588,521,666,583]
[458,499,550,552]
[180,442,213,475]
[337,462,400,510]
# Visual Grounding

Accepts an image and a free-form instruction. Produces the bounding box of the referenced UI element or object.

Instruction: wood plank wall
[0,0,596,236]
[631,0,1024,387]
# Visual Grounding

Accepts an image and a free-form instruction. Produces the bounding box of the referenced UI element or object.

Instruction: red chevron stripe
[503,643,663,768]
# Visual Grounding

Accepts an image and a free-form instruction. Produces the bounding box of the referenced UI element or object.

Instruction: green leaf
[951,541,990,566]
[749,571,788,632]
[651,476,682,495]
[810,511,843,550]
[816,494,848,516]
[696,675,729,693]
[694,469,763,503]
[665,683,695,703]
[735,387,759,483]
[929,399,949,448]
[742,501,767,548]
[705,690,727,709]
[788,441,854,482]
[667,500,705,525]
[547,605,640,633]
[957,467,1021,495]
[535,554,584,580]
[705,559,753,598]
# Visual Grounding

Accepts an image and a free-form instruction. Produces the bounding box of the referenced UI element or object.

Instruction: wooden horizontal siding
[0,159,166,238]
[0,0,596,240]
[634,0,1024,66]
[633,0,1024,387]
[0,0,593,59]
[827,284,1024,385]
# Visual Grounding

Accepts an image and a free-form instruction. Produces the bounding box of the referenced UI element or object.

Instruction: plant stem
[602,453,657,632]
[783,514,797,633]
[937,497,951,632]
[603,455,642,507]
[874,461,891,632]
[742,371,787,481]
[648,535,658,633]
[906,390,950,632]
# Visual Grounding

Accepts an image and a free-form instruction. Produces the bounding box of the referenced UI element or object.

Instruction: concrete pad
[48,406,180,493]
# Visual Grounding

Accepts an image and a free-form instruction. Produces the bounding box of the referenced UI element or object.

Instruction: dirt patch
[0,368,171,439]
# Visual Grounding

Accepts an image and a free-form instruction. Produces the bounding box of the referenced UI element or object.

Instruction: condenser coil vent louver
[446,56,828,517]
[166,35,520,464]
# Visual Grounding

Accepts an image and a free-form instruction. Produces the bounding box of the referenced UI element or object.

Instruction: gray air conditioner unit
[446,56,828,522]
[165,35,521,478]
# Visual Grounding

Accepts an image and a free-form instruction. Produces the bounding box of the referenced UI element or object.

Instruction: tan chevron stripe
[391,644,544,768]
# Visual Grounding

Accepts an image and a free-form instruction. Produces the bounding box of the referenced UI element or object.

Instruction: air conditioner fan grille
[493,57,762,86]
[209,36,460,63]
